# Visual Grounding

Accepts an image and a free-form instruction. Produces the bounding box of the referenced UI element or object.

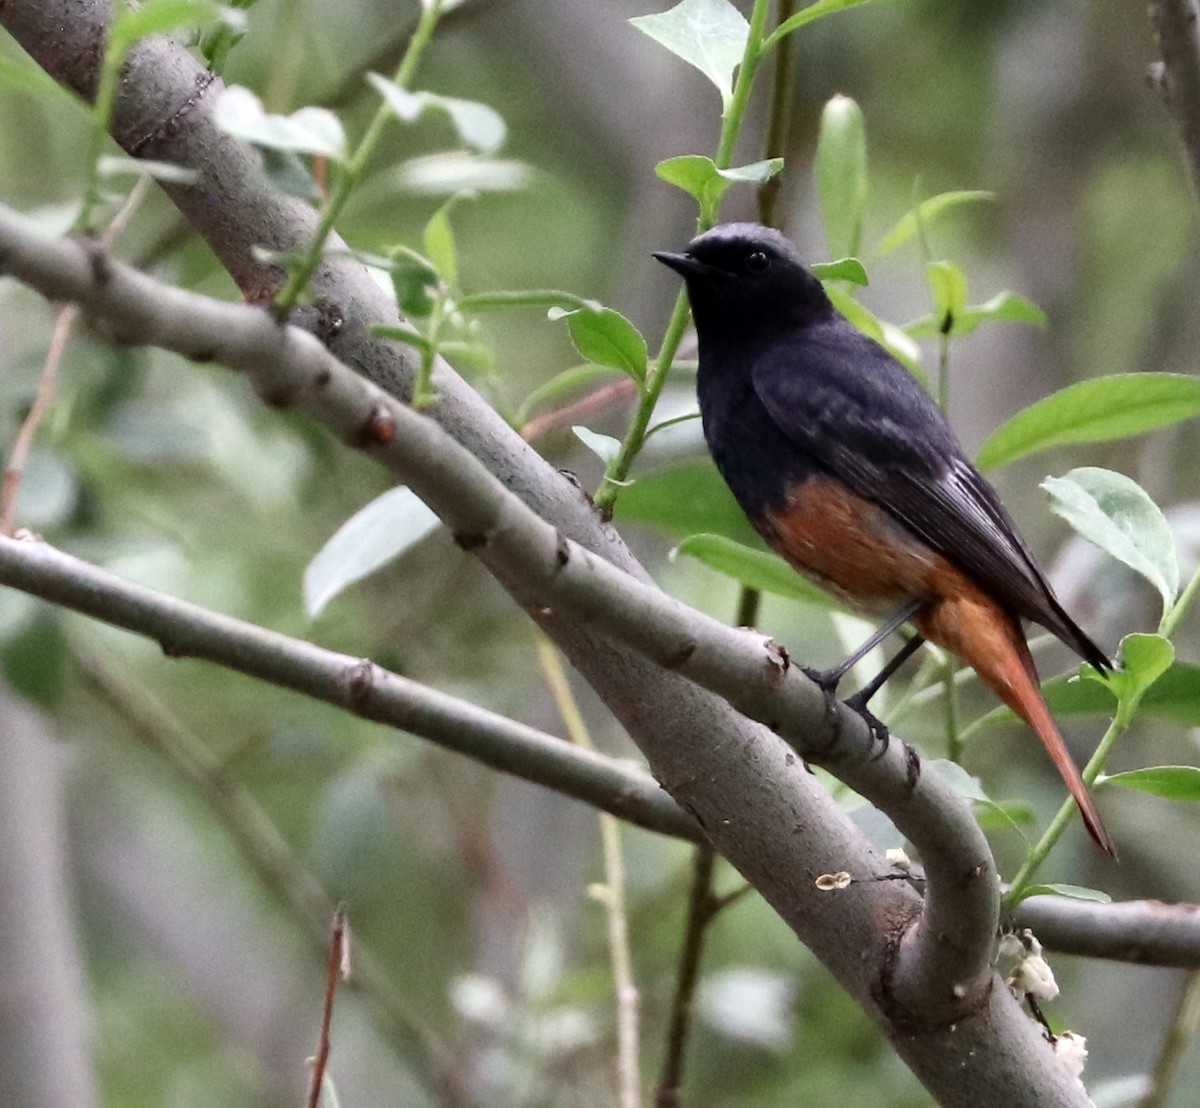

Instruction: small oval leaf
[874,190,994,258]
[304,487,441,617]
[555,307,648,382]
[213,86,346,159]
[572,425,623,464]
[1042,468,1179,610]
[1019,884,1112,904]
[812,257,869,286]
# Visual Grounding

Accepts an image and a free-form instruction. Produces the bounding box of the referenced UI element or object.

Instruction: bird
[653,222,1115,854]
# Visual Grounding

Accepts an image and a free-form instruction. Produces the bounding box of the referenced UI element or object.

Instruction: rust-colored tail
[917,590,1116,856]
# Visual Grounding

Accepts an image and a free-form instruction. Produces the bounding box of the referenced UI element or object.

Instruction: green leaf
[112,0,220,50]
[459,290,596,313]
[825,286,926,383]
[213,85,346,159]
[812,257,868,286]
[423,192,474,288]
[1018,883,1112,904]
[515,365,623,426]
[369,74,507,154]
[1100,766,1200,802]
[926,260,968,327]
[907,291,1045,339]
[616,459,761,545]
[673,534,839,608]
[630,0,749,108]
[549,307,648,382]
[656,154,782,221]
[1043,469,1179,610]
[815,95,868,261]
[1,612,67,707]
[976,373,1200,472]
[392,153,531,195]
[304,487,441,617]
[762,0,885,50]
[874,190,994,257]
[572,426,623,464]
[1103,632,1175,705]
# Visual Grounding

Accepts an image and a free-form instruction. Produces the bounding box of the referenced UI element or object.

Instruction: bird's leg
[801,601,921,754]
[845,633,925,758]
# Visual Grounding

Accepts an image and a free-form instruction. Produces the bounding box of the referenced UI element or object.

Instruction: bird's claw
[843,689,891,759]
[800,664,842,727]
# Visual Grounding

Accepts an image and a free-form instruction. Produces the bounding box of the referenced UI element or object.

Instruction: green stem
[756,0,796,228]
[593,0,772,512]
[943,655,962,763]
[1160,559,1200,638]
[75,3,128,234]
[413,292,447,408]
[1002,702,1129,911]
[273,0,443,315]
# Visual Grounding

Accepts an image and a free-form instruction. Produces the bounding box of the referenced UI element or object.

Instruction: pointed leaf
[1043,468,1179,610]
[815,95,867,260]
[977,373,1200,471]
[551,307,648,382]
[717,158,784,184]
[572,426,623,463]
[875,190,994,257]
[459,290,595,313]
[630,0,749,107]
[926,260,968,326]
[672,534,839,608]
[812,257,868,286]
[1103,632,1175,704]
[213,85,345,159]
[1100,766,1200,802]
[369,75,506,153]
[423,193,474,288]
[304,487,441,617]
[656,154,782,220]
[762,0,886,50]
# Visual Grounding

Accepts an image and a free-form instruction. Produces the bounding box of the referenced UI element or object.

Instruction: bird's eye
[746,250,771,273]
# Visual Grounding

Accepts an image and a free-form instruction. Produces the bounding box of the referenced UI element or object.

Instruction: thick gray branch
[0,533,700,843]
[0,3,1105,1096]
[0,206,1105,1108]
[1150,0,1200,188]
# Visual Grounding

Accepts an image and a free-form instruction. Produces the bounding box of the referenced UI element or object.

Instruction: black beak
[653,250,709,278]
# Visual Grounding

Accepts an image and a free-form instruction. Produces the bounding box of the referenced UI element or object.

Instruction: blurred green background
[1,0,1199,1105]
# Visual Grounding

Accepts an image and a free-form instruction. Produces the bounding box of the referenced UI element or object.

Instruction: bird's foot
[843,688,891,760]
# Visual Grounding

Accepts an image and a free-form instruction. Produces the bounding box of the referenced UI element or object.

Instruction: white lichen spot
[1054,1031,1088,1079]
[815,871,853,891]
[885,848,911,870]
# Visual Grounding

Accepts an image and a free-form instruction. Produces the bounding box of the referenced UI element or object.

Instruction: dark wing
[751,319,1109,670]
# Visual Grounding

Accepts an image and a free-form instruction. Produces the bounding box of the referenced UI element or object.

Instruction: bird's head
[653,223,831,344]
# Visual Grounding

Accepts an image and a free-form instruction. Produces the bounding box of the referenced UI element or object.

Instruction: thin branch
[537,636,641,1108]
[1014,896,1200,968]
[1149,0,1200,190]
[0,535,698,842]
[0,205,995,1024]
[655,845,717,1108]
[307,907,348,1108]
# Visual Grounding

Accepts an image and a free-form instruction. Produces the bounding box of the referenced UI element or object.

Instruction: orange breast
[763,478,965,613]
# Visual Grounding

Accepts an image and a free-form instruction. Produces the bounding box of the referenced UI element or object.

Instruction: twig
[1,177,149,534]
[756,0,796,228]
[1149,0,1200,190]
[536,635,641,1108]
[654,845,716,1108]
[1139,969,1200,1108]
[307,906,349,1108]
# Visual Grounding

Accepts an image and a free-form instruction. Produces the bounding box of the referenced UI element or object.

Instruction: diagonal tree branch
[0,5,1111,1099]
[0,204,1101,1108]
[0,201,998,1023]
